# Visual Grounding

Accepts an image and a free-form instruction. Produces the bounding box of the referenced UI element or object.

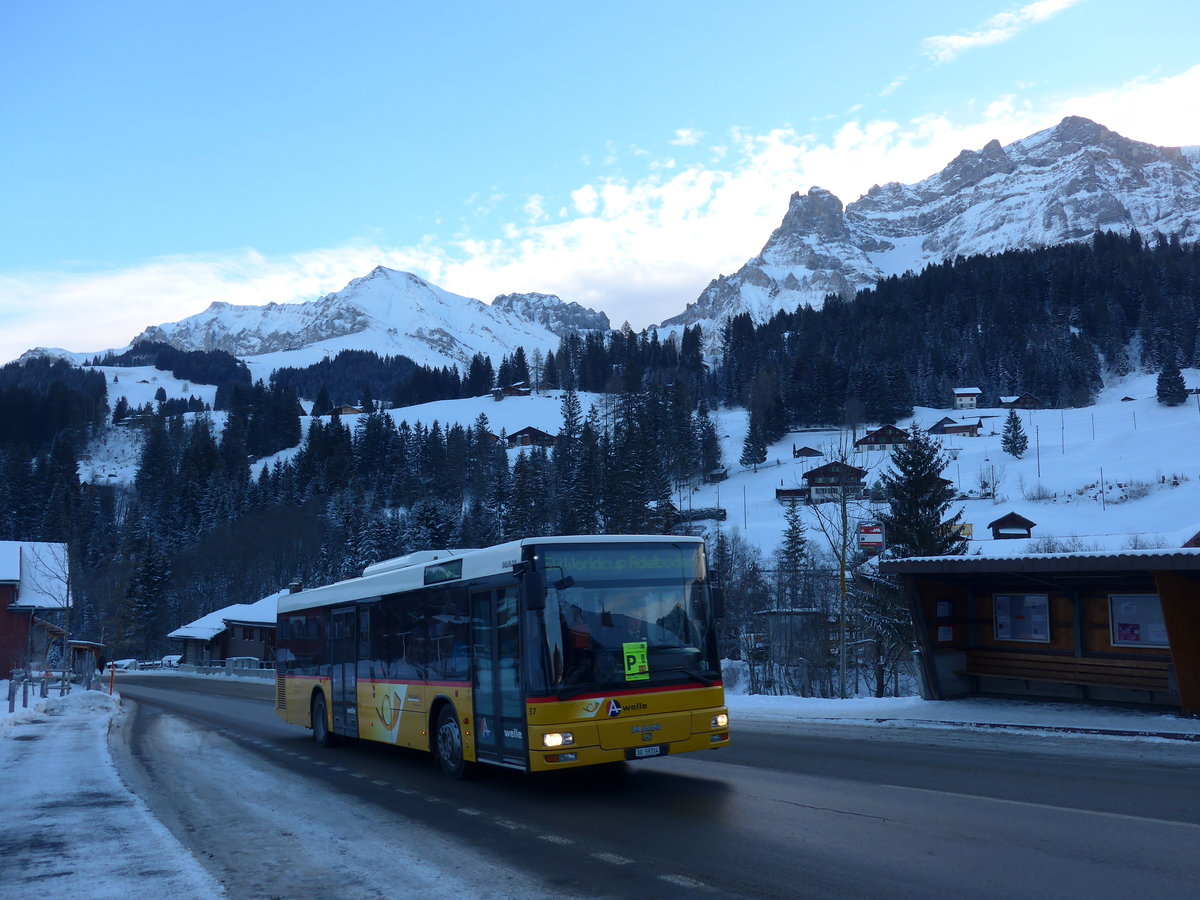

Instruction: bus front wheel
[434,705,467,779]
[312,693,335,748]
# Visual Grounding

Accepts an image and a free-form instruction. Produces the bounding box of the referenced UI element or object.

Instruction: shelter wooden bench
[962,651,1171,692]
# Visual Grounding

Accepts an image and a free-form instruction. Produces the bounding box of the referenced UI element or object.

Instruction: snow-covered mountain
[664,117,1200,328]
[134,267,608,370]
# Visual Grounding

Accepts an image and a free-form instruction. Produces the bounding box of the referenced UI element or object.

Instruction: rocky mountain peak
[491,292,610,336]
[661,117,1200,332]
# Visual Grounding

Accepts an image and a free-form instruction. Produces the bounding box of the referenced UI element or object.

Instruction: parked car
[161,654,182,668]
[225,657,260,670]
[108,658,138,671]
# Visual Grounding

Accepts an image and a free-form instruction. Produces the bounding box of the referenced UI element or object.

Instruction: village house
[492,382,532,400]
[952,387,983,410]
[800,461,868,504]
[791,444,823,459]
[168,591,282,668]
[999,393,1042,410]
[1,541,70,675]
[939,418,983,438]
[506,426,557,449]
[853,424,909,452]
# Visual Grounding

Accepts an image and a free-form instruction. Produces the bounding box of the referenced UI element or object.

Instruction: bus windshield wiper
[682,666,715,686]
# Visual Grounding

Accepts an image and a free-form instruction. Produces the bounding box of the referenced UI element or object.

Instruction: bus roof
[277,534,704,616]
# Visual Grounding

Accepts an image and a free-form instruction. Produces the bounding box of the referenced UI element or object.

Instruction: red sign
[858,523,884,547]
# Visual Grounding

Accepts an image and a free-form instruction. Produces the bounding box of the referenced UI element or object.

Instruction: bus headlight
[543,731,575,748]
[711,713,728,729]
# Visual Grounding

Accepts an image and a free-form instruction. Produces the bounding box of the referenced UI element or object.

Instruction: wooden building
[854,425,909,452]
[879,550,1200,716]
[791,445,823,459]
[507,426,557,448]
[999,393,1042,410]
[801,461,868,504]
[1,541,70,675]
[168,591,281,667]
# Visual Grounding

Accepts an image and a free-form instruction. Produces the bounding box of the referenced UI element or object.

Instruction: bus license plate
[630,745,664,759]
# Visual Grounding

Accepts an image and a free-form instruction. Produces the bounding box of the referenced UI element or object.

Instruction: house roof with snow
[952,387,983,396]
[879,547,1200,574]
[0,541,70,609]
[168,591,282,641]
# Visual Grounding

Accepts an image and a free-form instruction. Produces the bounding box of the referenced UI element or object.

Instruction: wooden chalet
[987,511,1037,540]
[791,445,823,459]
[800,461,868,504]
[941,418,982,438]
[952,387,983,410]
[854,425,909,452]
[775,487,809,503]
[492,382,532,401]
[507,426,557,449]
[880,549,1200,716]
[999,393,1042,410]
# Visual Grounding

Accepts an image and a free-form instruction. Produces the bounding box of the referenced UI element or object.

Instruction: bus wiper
[678,666,715,686]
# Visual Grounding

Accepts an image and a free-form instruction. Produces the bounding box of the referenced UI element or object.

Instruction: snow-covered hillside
[77,368,1198,562]
[665,117,1200,331]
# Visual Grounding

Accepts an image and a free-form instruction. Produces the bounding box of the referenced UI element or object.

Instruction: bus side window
[357,606,373,679]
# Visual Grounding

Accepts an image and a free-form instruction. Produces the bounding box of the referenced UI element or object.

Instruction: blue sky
[2,0,1199,362]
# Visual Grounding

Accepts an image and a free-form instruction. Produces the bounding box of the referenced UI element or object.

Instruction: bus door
[329,607,358,737]
[470,587,527,766]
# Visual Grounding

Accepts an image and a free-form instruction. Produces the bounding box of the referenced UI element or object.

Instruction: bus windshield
[532,543,719,697]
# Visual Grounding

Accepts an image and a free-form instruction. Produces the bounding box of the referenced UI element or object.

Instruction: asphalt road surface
[113,675,1200,899]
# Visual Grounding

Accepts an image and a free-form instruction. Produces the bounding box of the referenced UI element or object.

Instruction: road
[114,675,1200,899]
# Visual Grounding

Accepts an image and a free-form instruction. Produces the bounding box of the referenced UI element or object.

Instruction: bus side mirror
[515,563,546,611]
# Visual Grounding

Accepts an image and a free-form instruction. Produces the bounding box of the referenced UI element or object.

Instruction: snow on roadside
[0,689,225,899]
[725,691,1200,738]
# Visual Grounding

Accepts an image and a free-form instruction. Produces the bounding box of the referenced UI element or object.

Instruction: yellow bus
[275,535,729,777]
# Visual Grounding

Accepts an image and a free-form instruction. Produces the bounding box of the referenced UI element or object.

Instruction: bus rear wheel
[434,705,468,779]
[312,692,335,747]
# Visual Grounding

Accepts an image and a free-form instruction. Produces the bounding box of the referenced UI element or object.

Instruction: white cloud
[523,194,547,224]
[670,128,704,147]
[3,62,1199,363]
[922,0,1087,63]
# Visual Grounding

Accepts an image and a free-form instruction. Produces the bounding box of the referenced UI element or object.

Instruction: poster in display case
[993,593,1050,643]
[1109,594,1168,647]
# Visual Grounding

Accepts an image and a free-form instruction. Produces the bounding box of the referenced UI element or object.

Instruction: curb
[861,717,1200,741]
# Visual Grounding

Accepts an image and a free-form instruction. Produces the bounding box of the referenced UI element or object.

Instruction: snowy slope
[664,117,1200,330]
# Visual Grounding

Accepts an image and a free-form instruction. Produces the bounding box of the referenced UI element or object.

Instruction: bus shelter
[879,549,1200,717]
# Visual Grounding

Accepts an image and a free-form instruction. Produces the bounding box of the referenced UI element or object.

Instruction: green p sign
[623,641,649,681]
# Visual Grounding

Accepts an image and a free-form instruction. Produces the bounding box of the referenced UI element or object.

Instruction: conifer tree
[1000,408,1029,458]
[775,500,808,610]
[878,425,967,557]
[739,419,767,473]
[313,384,333,417]
[1156,355,1188,406]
